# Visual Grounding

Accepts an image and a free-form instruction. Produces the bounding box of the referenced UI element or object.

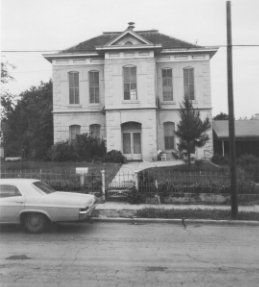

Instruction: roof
[63,30,200,53]
[213,120,259,139]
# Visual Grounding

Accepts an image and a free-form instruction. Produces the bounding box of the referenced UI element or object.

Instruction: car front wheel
[23,213,48,233]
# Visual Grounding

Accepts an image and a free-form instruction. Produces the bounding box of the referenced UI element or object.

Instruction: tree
[175,98,211,165]
[3,81,53,159]
[1,62,16,120]
[213,112,229,120]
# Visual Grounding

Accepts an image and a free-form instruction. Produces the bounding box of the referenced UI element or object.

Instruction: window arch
[183,67,194,100]
[69,125,81,142]
[68,71,79,104]
[162,68,173,101]
[125,41,133,45]
[164,122,175,150]
[90,124,101,139]
[89,70,100,103]
[123,65,137,100]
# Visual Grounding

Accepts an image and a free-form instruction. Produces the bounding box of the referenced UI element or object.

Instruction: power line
[1,44,259,53]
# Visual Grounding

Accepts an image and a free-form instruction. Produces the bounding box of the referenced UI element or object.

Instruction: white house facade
[44,23,217,161]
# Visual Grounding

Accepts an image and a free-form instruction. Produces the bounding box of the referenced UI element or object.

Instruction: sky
[1,0,259,118]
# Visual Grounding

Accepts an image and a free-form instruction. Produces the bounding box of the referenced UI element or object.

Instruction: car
[0,178,96,233]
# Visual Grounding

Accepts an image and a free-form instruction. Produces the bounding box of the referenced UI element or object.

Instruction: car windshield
[33,181,56,194]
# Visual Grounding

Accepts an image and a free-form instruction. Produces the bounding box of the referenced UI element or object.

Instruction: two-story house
[44,23,217,161]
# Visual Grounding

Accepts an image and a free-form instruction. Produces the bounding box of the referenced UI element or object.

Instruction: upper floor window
[69,125,80,142]
[89,71,100,104]
[162,68,173,101]
[90,124,101,139]
[68,71,79,104]
[164,122,175,150]
[183,67,195,100]
[123,66,137,100]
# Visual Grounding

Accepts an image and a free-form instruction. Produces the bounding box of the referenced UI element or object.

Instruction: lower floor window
[90,124,101,139]
[164,122,175,150]
[69,125,81,141]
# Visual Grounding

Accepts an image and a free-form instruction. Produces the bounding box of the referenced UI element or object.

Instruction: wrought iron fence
[0,169,102,195]
[138,168,259,195]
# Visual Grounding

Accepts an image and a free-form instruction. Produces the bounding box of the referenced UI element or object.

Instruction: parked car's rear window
[0,185,22,198]
[33,181,56,194]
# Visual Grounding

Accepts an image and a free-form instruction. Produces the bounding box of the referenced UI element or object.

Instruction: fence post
[135,170,139,191]
[101,169,106,201]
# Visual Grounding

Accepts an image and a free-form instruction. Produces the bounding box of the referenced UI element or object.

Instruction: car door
[0,184,25,223]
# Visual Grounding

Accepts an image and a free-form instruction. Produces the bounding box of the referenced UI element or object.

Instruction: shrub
[49,134,106,162]
[237,154,259,183]
[211,153,228,165]
[104,150,126,163]
[74,134,106,161]
[237,154,259,167]
[50,141,78,161]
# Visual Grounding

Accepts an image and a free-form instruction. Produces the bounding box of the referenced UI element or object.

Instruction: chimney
[127,22,135,31]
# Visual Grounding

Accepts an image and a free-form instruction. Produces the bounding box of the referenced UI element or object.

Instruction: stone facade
[44,24,217,161]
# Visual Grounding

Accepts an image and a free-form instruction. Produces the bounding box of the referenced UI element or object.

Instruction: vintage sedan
[0,178,96,233]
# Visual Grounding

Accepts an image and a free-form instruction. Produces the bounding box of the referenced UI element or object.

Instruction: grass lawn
[139,160,229,189]
[136,208,259,221]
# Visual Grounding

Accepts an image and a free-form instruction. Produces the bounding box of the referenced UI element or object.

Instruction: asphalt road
[0,221,259,287]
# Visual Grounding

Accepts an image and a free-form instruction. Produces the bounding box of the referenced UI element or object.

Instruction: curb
[91,217,259,226]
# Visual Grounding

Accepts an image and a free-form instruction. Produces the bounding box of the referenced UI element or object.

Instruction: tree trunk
[187,142,191,166]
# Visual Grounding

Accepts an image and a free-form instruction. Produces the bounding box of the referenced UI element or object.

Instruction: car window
[33,181,56,194]
[0,185,22,198]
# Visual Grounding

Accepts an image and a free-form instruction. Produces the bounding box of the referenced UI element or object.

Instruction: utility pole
[226,1,238,218]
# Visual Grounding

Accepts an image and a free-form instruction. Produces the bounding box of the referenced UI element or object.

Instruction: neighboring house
[213,120,259,157]
[44,23,217,161]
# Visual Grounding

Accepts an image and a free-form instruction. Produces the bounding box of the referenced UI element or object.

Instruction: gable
[113,35,147,46]
[107,30,152,47]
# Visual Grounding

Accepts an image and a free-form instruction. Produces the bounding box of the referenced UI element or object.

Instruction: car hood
[46,192,95,207]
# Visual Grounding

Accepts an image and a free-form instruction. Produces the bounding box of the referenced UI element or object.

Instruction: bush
[49,134,106,162]
[74,134,106,161]
[50,141,78,161]
[237,154,259,167]
[211,153,228,165]
[104,150,126,163]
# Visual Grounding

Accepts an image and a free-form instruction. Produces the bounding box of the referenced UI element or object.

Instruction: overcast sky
[1,0,259,118]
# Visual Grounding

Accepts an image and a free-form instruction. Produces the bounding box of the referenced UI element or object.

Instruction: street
[0,222,259,287]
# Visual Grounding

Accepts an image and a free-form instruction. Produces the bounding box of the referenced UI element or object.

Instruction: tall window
[68,72,79,104]
[162,68,173,101]
[89,71,100,103]
[183,67,194,100]
[90,124,101,139]
[123,66,137,100]
[69,125,80,142]
[164,122,175,150]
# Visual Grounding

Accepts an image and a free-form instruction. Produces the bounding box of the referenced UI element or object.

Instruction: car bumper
[78,203,96,220]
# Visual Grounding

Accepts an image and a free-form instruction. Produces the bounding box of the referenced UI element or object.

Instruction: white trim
[106,30,152,46]
[43,52,99,62]
[161,48,218,56]
[96,44,162,51]
[53,109,104,114]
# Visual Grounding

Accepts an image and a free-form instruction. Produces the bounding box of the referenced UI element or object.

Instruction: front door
[123,132,142,161]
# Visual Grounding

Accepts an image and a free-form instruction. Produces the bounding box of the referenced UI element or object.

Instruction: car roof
[0,178,40,184]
